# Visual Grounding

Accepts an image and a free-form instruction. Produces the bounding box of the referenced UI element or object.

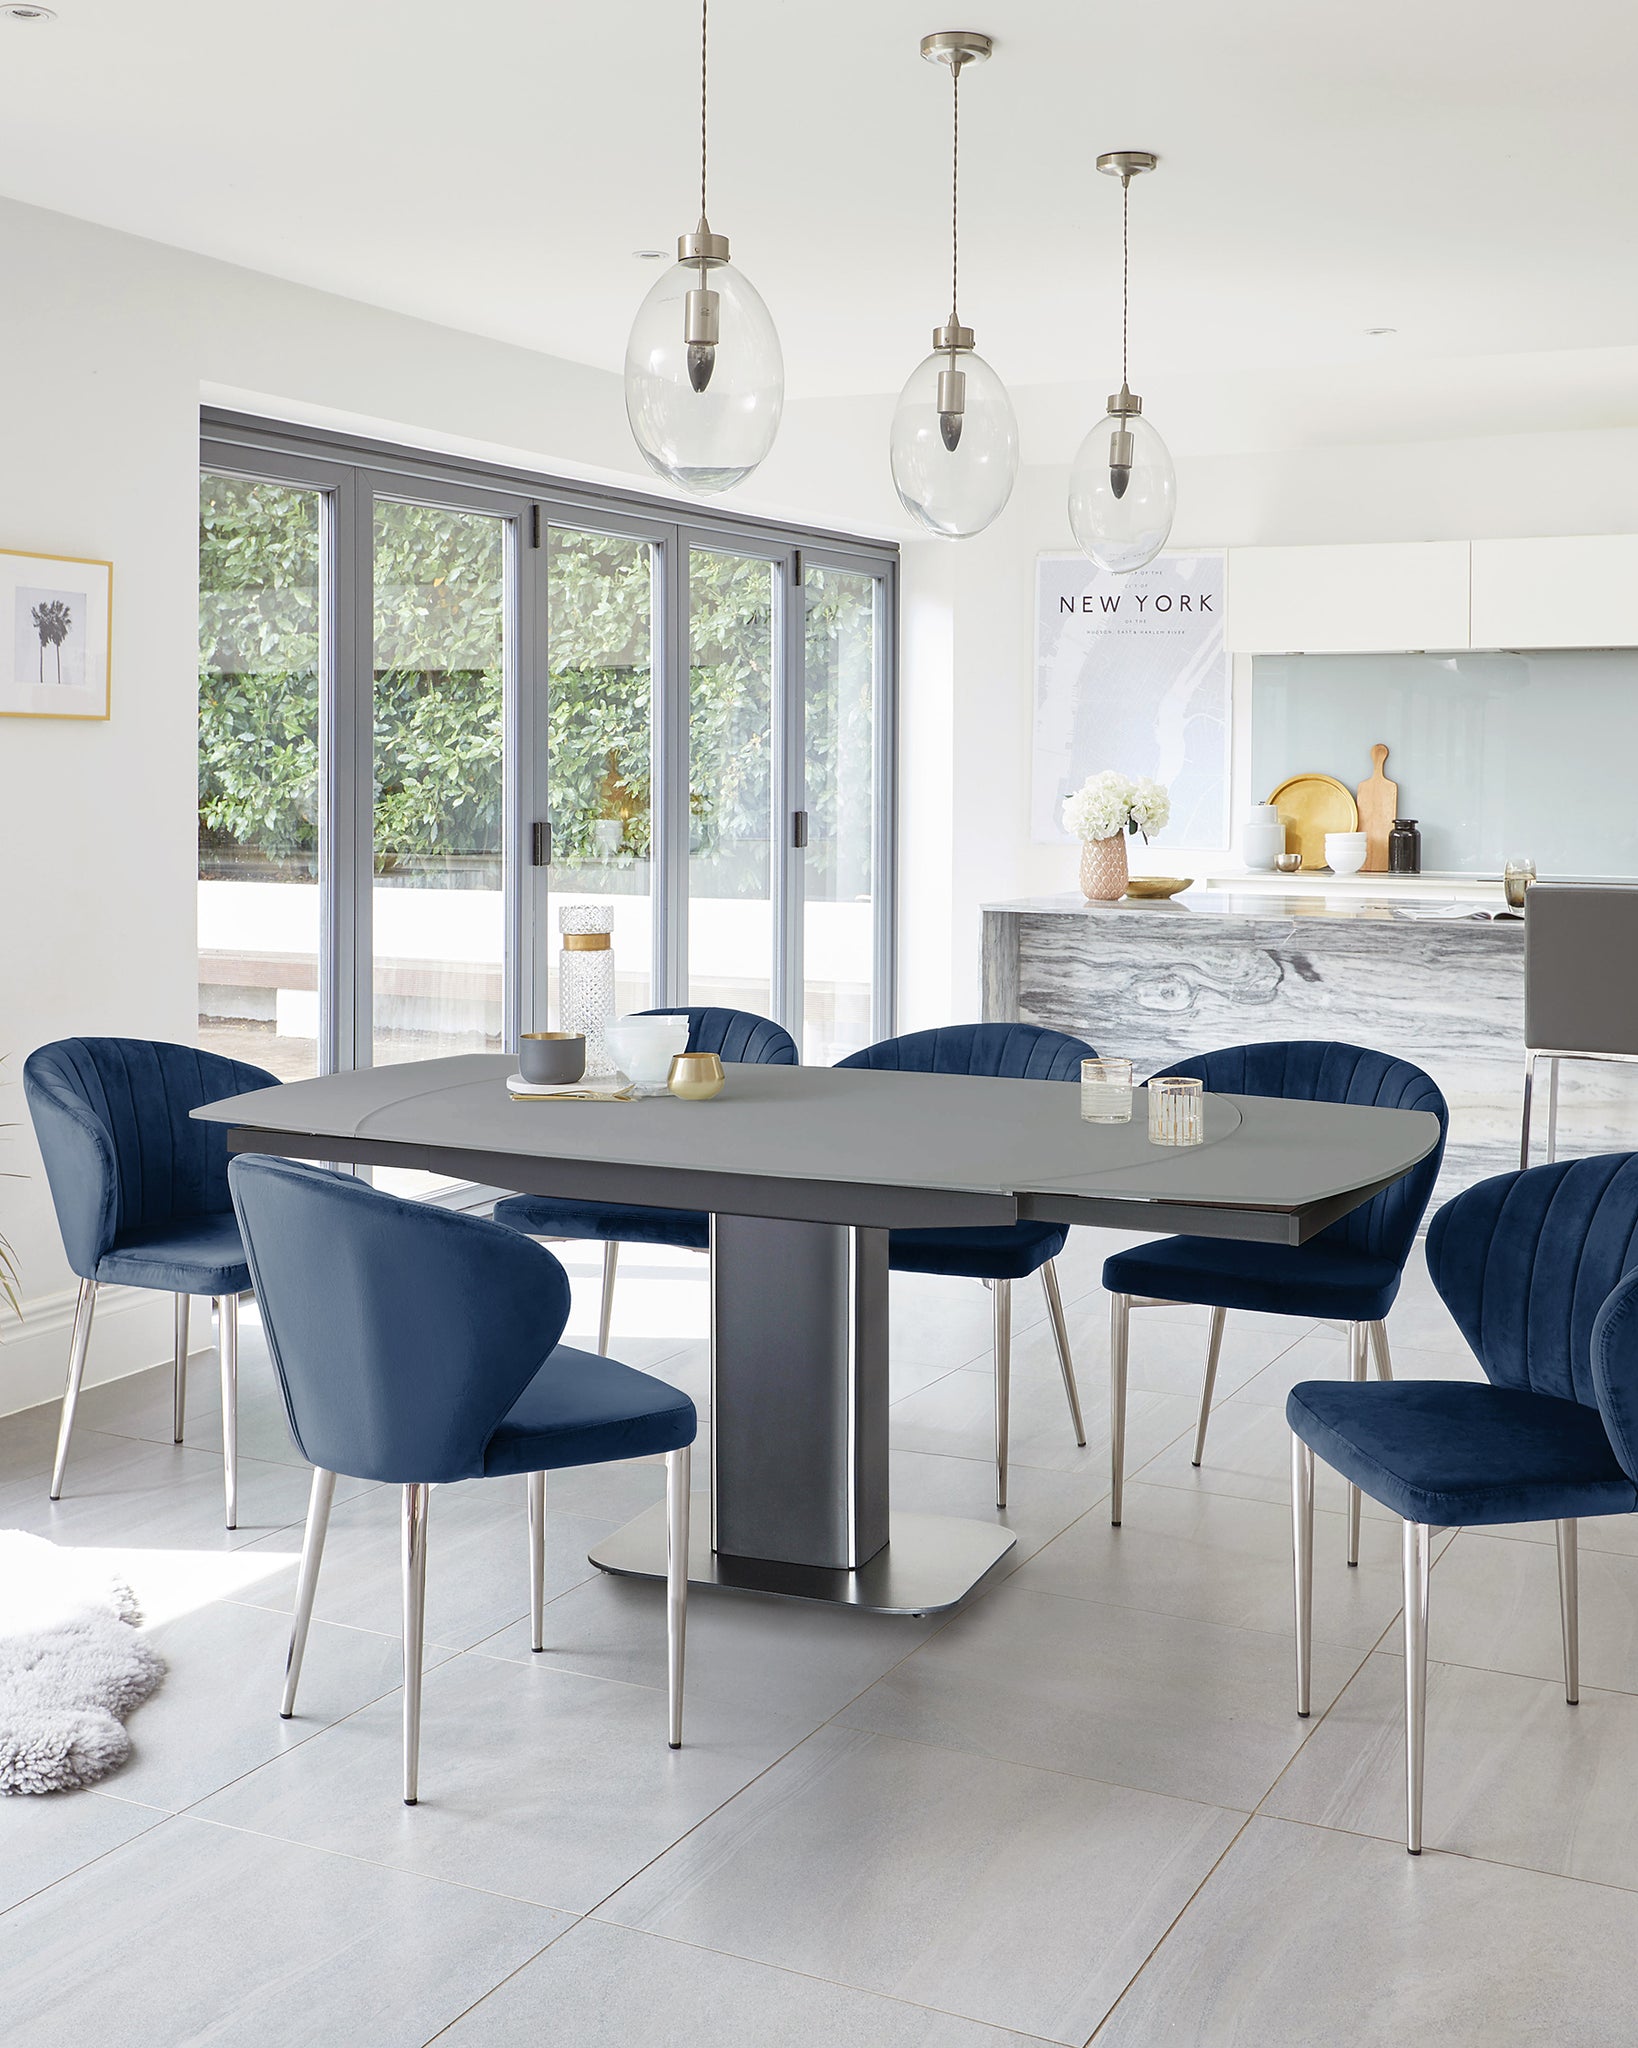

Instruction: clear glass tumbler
[1503,856,1536,910]
[1081,1056,1135,1124]
[1148,1075,1205,1146]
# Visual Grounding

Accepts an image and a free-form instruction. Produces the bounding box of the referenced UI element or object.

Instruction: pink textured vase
[1079,834,1129,902]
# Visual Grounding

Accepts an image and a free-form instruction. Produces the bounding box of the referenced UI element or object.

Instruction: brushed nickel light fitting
[888,29,1018,538]
[624,0,784,493]
[1068,150,1176,573]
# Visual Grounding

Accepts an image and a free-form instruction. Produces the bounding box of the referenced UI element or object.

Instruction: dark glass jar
[1388,818,1422,875]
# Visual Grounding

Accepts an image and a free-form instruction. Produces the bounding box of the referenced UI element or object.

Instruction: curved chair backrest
[837,1021,1094,1083]
[1428,1153,1638,1411]
[1154,1040,1448,1267]
[1593,1263,1638,1482]
[229,1155,572,1485]
[25,1037,281,1280]
[638,1006,798,1066]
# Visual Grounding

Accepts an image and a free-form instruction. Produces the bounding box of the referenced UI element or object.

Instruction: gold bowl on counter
[1123,876,1193,901]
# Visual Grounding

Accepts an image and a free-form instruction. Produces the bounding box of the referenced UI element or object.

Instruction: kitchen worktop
[983,891,1521,926]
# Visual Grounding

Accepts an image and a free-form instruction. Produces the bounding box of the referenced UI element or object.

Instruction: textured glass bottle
[558,904,617,1078]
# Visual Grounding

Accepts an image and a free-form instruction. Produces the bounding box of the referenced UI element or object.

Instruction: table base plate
[589,1506,1016,1617]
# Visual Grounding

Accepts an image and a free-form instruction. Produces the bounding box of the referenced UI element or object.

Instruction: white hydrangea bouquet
[1062,771,1171,900]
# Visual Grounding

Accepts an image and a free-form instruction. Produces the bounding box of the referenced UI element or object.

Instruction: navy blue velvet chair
[1288,1155,1638,1853]
[24,1037,281,1526]
[229,1154,697,1805]
[836,1023,1097,1508]
[1101,1041,1448,1541]
[493,1006,798,1352]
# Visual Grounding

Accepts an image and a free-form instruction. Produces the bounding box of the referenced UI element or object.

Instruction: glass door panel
[688,549,776,1018]
[802,566,879,1063]
[371,500,507,1067]
[198,473,323,1079]
[546,527,655,1023]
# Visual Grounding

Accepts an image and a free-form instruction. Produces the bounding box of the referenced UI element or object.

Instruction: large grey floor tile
[0,1815,565,2048]
[0,1431,359,1549]
[1096,1814,1638,2048]
[439,1917,1048,2047]
[474,1566,935,1727]
[839,1582,1358,1811]
[1266,1650,1638,1889]
[892,1366,1195,1482]
[888,1445,1107,1570]
[230,1471,619,1651]
[1233,1324,1485,1408]
[601,1724,1241,2044]
[1015,1481,1409,1649]
[1427,1531,1638,1693]
[1131,1393,1400,1524]
[887,1271,1049,1400]
[0,1791,165,1917]
[102,1599,452,1813]
[193,1649,807,1913]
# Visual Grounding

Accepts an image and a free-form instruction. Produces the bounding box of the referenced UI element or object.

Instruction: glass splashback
[1251,650,1638,875]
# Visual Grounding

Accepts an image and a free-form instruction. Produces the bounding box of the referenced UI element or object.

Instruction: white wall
[0,192,903,1417]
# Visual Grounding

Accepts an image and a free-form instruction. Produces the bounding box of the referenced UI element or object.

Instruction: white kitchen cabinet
[1225,542,1471,654]
[1470,536,1638,649]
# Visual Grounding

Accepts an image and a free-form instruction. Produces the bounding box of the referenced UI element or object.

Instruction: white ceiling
[1,0,1636,407]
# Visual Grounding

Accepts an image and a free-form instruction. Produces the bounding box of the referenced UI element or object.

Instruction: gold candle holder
[667,1052,725,1101]
[1148,1075,1205,1146]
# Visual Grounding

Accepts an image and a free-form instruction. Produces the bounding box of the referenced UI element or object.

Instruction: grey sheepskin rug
[0,1530,166,1794]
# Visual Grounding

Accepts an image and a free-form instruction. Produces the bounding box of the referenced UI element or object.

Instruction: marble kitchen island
[983,890,1638,1201]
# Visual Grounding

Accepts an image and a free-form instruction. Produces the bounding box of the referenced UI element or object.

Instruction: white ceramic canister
[1240,803,1285,871]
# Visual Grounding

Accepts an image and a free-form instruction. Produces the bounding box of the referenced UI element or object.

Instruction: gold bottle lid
[562,932,611,952]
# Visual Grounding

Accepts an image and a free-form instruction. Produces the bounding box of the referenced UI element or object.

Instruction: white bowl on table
[603,1013,691,1095]
[1325,832,1368,876]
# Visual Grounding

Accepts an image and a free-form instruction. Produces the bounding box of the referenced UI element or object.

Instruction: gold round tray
[1266,773,1359,869]
[1123,876,1193,900]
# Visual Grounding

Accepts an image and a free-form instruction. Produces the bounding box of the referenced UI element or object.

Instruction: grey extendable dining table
[196,1055,1440,1616]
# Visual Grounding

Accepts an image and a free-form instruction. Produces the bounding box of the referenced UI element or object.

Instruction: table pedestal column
[587,1214,1016,1615]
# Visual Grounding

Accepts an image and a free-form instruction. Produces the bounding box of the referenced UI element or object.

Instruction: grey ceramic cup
[518,1032,586,1085]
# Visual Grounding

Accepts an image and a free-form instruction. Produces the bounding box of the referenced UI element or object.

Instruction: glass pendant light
[1068,152,1175,573]
[625,0,783,493]
[889,30,1018,539]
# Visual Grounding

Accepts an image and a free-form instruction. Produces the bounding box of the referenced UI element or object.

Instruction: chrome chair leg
[666,1445,690,1749]
[402,1482,431,1805]
[1403,1518,1431,1854]
[1520,1050,1538,1169]
[528,1470,547,1652]
[49,1278,98,1501]
[1346,1321,1367,1566]
[1193,1305,1228,1467]
[1546,1056,1561,1165]
[598,1241,620,1355]
[281,1466,337,1718]
[1291,1432,1315,1717]
[1109,1290,1131,1526]
[1556,1517,1580,1706]
[1040,1260,1086,1448]
[173,1293,190,1443]
[1369,1319,1394,1381]
[217,1291,239,1529]
[993,1278,1012,1510]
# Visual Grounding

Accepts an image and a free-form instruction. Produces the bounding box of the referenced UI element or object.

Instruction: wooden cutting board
[1356,744,1398,872]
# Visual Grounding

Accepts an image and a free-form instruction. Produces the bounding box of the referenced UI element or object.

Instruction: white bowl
[603,1013,691,1092]
[1324,833,1368,876]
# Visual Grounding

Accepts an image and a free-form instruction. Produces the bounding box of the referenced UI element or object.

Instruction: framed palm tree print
[0,547,112,720]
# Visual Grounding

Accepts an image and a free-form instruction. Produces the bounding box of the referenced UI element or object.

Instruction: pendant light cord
[700,0,709,221]
[950,59,961,325]
[1121,172,1130,390]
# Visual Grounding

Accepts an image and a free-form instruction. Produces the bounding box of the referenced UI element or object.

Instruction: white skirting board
[0,1286,214,1421]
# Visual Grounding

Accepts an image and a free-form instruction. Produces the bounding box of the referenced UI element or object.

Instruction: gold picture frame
[0,546,113,721]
